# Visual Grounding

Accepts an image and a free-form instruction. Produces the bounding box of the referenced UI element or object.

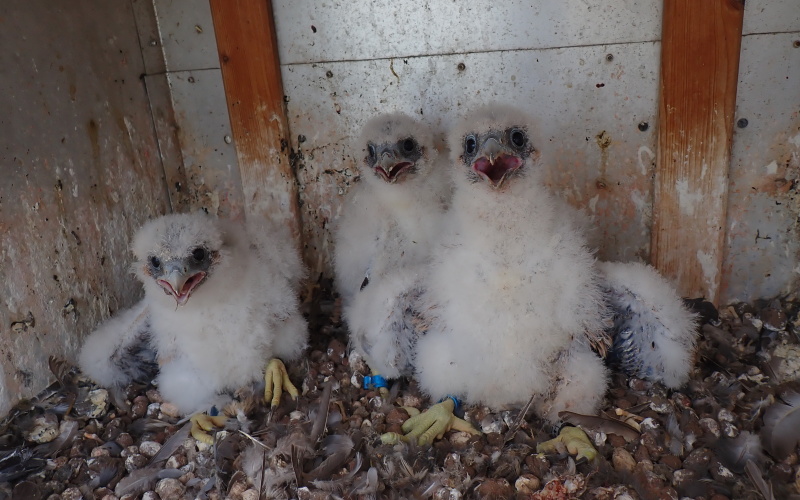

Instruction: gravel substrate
[1,294,799,500]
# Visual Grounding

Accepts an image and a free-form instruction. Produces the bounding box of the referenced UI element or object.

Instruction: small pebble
[480,415,505,434]
[139,440,162,458]
[474,478,513,499]
[671,468,697,489]
[660,454,682,470]
[142,492,158,500]
[709,458,736,483]
[88,389,110,418]
[683,447,712,472]
[228,480,249,498]
[721,422,739,438]
[159,402,180,418]
[485,432,503,447]
[400,394,424,408]
[717,408,735,423]
[91,446,110,458]
[61,487,83,500]
[25,413,60,443]
[146,403,160,418]
[242,489,260,500]
[165,454,187,469]
[612,448,637,473]
[131,396,149,419]
[699,418,720,438]
[514,474,541,494]
[155,477,185,500]
[115,433,134,448]
[145,389,163,403]
[124,454,148,472]
[434,488,463,500]
[449,431,473,449]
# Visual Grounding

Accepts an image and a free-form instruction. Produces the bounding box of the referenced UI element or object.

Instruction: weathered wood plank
[208,0,301,235]
[652,0,744,304]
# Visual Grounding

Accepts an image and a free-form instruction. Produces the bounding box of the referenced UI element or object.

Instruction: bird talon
[536,426,597,463]
[380,431,408,445]
[264,358,298,408]
[397,399,480,445]
[189,413,228,445]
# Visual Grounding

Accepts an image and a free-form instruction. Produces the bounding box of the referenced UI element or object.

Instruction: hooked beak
[157,265,207,306]
[375,151,413,184]
[471,137,522,189]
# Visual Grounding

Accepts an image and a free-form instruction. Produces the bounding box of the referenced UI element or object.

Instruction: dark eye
[192,247,207,261]
[401,138,416,153]
[367,143,376,161]
[509,128,526,148]
[464,135,477,155]
[149,256,161,269]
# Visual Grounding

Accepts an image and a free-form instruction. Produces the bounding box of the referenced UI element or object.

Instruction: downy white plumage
[79,212,308,415]
[414,105,612,421]
[334,113,450,379]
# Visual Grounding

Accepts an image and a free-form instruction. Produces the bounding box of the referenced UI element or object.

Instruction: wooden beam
[652,0,744,304]
[208,0,301,237]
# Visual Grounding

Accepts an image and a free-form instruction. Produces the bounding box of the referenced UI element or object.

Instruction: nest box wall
[0,0,172,416]
[270,0,798,305]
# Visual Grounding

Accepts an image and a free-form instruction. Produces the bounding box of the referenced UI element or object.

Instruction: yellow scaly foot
[536,426,597,463]
[189,412,229,445]
[264,358,299,408]
[381,397,480,446]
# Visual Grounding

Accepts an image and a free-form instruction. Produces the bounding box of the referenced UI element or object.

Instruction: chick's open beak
[471,137,522,189]
[375,150,413,183]
[157,264,207,306]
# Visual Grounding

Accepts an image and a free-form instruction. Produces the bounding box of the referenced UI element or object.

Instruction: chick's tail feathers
[598,261,699,388]
[78,300,158,389]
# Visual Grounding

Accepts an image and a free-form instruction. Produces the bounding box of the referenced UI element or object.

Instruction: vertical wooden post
[208,0,301,237]
[652,0,744,304]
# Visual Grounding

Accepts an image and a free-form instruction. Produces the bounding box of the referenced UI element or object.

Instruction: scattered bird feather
[114,467,183,496]
[34,419,79,457]
[761,390,800,460]
[701,325,738,362]
[745,459,775,500]
[504,395,535,444]
[665,412,685,456]
[558,411,639,442]
[715,430,765,473]
[309,452,365,491]
[0,447,46,483]
[147,422,191,465]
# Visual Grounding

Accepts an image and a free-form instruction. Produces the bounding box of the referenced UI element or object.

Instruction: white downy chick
[334,113,450,379]
[414,104,611,422]
[79,212,308,415]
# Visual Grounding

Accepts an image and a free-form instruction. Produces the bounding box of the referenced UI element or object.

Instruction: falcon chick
[391,105,699,445]
[413,104,612,423]
[334,113,450,381]
[79,212,308,419]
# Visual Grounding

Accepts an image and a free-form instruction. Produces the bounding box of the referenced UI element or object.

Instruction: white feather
[79,212,308,415]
